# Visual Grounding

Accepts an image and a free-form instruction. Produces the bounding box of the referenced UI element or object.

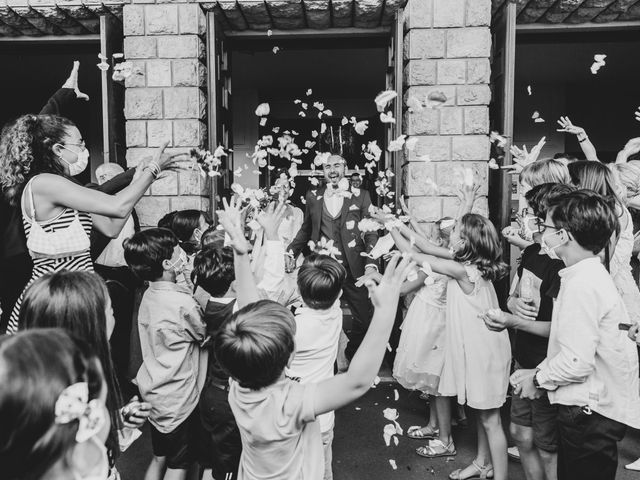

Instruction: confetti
[341,116,349,126]
[371,375,381,388]
[383,408,399,422]
[233,167,243,176]
[531,111,544,123]
[255,103,270,117]
[348,239,356,248]
[346,220,355,230]
[311,130,319,138]
[393,436,399,447]
[375,90,398,112]
[591,54,607,74]
[304,140,316,149]
[300,196,306,204]
[259,118,267,126]
[267,29,273,36]
[355,407,361,411]
[386,343,392,352]
[272,46,280,54]
[383,424,397,446]
[301,102,308,110]
[320,123,327,134]
[388,135,407,152]
[354,120,369,135]
[488,158,499,170]
[527,85,532,96]
[394,389,399,401]
[313,101,325,111]
[272,126,280,133]
[389,460,397,470]
[306,88,313,96]
[380,111,395,124]
[489,131,508,148]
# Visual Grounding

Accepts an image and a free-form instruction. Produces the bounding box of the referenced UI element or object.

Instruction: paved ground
[116,380,640,480]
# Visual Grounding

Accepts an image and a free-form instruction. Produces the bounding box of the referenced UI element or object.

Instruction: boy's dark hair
[192,246,235,297]
[123,228,178,281]
[201,226,225,249]
[158,211,177,229]
[525,183,575,219]
[214,300,296,390]
[548,189,619,254]
[297,254,347,310]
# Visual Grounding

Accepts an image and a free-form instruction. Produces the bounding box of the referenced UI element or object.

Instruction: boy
[484,183,573,480]
[124,228,207,480]
[287,254,347,480]
[215,196,415,480]
[192,202,286,479]
[512,190,640,480]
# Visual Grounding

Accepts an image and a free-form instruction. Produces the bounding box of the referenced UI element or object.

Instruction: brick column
[402,0,492,224]
[123,1,208,227]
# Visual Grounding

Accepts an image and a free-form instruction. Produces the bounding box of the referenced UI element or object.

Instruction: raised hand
[457,181,481,207]
[154,141,191,172]
[556,116,586,138]
[503,136,546,174]
[257,201,286,240]
[364,252,415,309]
[217,196,250,255]
[62,61,89,101]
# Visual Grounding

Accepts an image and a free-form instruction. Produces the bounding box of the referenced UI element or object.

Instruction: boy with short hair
[123,228,207,480]
[287,254,347,480]
[512,190,640,480]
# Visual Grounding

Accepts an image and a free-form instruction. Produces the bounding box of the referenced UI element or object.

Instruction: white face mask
[62,145,90,176]
[518,215,538,242]
[541,229,567,260]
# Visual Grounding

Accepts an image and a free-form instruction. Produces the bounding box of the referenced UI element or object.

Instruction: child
[0,329,111,480]
[124,228,207,480]
[512,190,640,480]
[389,213,511,480]
[287,254,347,480]
[214,196,415,480]
[483,183,573,480]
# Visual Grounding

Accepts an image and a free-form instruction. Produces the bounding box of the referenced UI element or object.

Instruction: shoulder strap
[25,177,37,222]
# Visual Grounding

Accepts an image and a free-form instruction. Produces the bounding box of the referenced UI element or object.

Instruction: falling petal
[341,116,349,126]
[375,90,398,112]
[527,85,532,96]
[267,29,273,36]
[380,111,396,124]
[272,46,280,54]
[255,103,270,117]
[348,239,356,248]
[394,389,399,401]
[488,158,499,170]
[531,111,540,120]
[260,118,267,126]
[389,460,397,470]
[306,88,313,96]
[321,123,327,134]
[388,135,407,152]
[534,117,545,123]
[299,112,306,117]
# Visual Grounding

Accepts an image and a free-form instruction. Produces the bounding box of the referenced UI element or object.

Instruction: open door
[384,9,404,208]
[489,1,516,303]
[207,12,233,214]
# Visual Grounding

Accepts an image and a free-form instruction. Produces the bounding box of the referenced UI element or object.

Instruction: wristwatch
[532,368,542,389]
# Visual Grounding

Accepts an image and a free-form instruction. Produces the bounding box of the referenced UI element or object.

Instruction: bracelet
[578,136,588,143]
[144,161,161,179]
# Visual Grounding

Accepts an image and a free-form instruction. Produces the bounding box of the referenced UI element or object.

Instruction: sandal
[416,439,457,458]
[407,425,439,439]
[449,460,494,480]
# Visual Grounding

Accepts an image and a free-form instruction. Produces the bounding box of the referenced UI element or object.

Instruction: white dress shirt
[536,257,640,428]
[323,188,344,218]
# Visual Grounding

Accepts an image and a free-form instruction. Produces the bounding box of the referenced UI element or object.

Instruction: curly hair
[0,114,75,206]
[454,213,509,282]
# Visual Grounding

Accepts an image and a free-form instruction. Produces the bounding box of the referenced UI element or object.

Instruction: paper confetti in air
[260,118,267,126]
[272,46,280,54]
[591,54,607,74]
[394,389,399,401]
[355,407,361,411]
[306,88,313,96]
[372,376,381,388]
[388,135,407,152]
[346,220,355,230]
[348,239,356,248]
[380,112,395,124]
[267,29,273,36]
[375,90,398,112]
[383,408,399,421]
[389,460,397,470]
[386,343,392,352]
[383,424,397,446]
[527,85,532,96]
[489,131,508,148]
[488,158,499,170]
[531,111,545,123]
[255,103,270,117]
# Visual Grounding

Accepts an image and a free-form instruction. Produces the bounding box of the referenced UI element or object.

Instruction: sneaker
[508,446,521,462]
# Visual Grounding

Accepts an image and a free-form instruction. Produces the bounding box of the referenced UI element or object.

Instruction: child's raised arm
[313,254,415,415]
[256,201,288,300]
[217,197,260,308]
[390,223,453,259]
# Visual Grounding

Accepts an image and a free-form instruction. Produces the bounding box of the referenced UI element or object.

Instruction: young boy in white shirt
[287,254,347,480]
[512,190,640,480]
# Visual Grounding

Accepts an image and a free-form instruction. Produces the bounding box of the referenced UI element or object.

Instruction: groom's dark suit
[288,185,379,359]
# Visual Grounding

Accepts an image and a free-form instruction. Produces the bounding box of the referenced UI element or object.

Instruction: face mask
[62,145,89,176]
[541,229,567,260]
[168,256,185,276]
[73,436,109,480]
[518,215,538,242]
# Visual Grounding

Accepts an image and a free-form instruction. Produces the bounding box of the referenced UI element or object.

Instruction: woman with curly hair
[0,113,185,334]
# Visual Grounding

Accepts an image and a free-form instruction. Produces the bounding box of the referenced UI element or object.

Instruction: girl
[0,329,111,480]
[167,209,212,255]
[18,271,151,478]
[390,218,455,459]
[0,114,184,333]
[390,214,511,480]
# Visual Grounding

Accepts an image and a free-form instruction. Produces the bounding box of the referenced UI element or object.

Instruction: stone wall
[402,0,492,223]
[123,0,209,227]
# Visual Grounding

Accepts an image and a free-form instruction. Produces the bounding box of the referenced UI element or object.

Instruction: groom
[288,154,379,359]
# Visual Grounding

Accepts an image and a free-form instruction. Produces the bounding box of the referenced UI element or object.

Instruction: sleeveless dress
[611,206,640,324]
[393,273,448,395]
[6,180,93,334]
[438,265,511,409]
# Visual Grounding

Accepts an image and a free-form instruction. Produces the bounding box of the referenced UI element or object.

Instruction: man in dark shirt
[483,182,574,480]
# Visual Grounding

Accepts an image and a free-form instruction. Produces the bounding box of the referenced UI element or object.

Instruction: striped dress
[7,208,93,334]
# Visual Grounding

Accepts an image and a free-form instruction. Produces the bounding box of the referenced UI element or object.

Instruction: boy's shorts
[510,391,559,452]
[150,407,201,469]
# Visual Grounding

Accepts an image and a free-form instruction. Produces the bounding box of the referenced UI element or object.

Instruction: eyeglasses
[537,222,558,234]
[65,139,86,148]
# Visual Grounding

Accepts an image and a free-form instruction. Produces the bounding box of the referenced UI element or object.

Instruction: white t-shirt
[96,215,135,267]
[287,300,342,432]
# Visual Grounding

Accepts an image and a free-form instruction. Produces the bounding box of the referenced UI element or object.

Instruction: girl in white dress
[389,213,511,480]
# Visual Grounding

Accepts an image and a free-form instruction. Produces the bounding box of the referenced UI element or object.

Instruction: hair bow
[55,382,106,442]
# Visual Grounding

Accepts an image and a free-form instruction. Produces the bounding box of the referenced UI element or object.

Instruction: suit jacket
[288,186,379,279]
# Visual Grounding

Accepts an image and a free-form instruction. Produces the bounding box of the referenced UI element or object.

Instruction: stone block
[452,135,490,161]
[464,106,489,134]
[146,59,172,87]
[171,195,206,211]
[150,171,178,195]
[404,29,445,60]
[126,120,146,147]
[163,88,206,119]
[124,36,156,59]
[446,28,491,58]
[437,59,466,84]
[466,0,491,26]
[433,0,464,27]
[123,4,144,36]
[404,59,437,86]
[179,169,209,196]
[440,107,463,135]
[147,120,173,147]
[157,35,204,59]
[408,196,442,222]
[442,195,488,218]
[126,147,156,167]
[407,136,451,162]
[145,4,178,35]
[136,196,171,227]
[405,108,439,136]
[457,85,492,105]
[404,0,432,30]
[172,59,206,87]
[125,88,163,120]
[467,58,491,84]
[179,4,206,34]
[435,161,488,196]
[173,119,205,147]
[124,60,146,88]
[402,162,437,196]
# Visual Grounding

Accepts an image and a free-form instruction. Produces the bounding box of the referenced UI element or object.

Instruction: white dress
[611,207,640,324]
[438,265,511,410]
[393,274,448,395]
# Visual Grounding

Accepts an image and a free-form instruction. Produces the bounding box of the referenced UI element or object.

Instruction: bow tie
[325,186,351,199]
